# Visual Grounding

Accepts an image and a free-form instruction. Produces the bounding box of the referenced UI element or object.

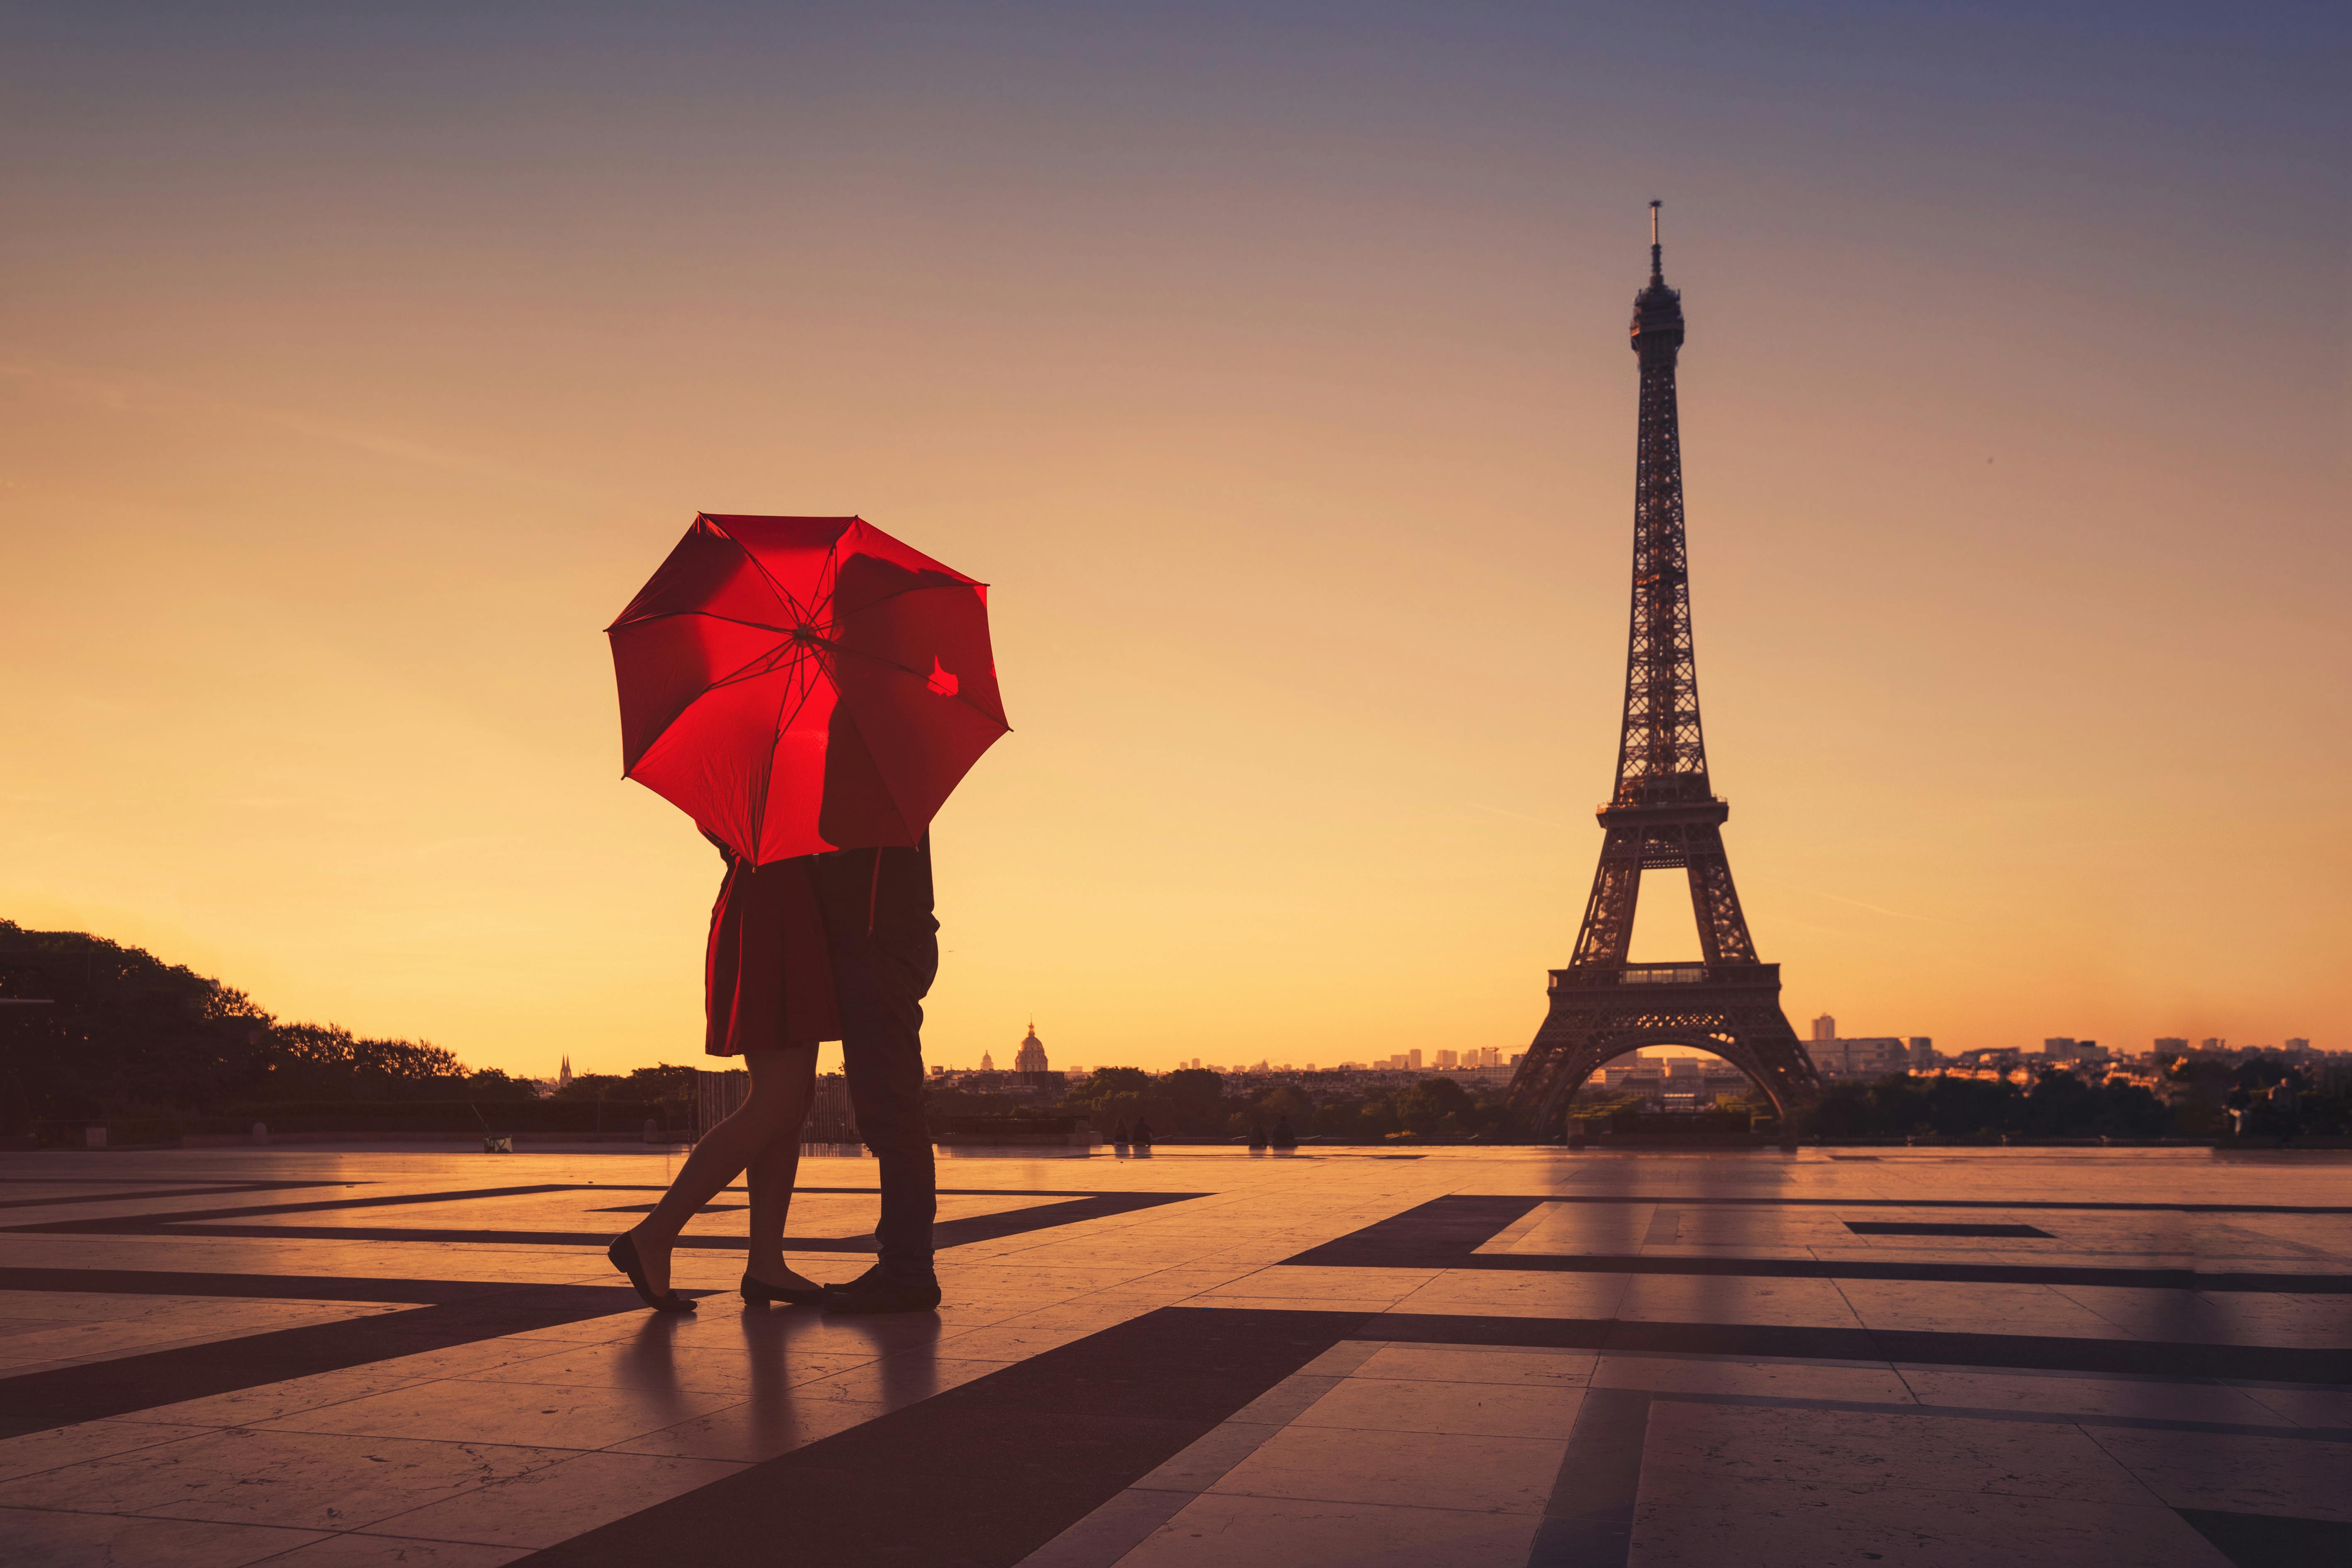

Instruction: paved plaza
[1,1145,2346,1567]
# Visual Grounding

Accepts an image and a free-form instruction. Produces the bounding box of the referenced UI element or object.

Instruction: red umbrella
[607,514,1008,864]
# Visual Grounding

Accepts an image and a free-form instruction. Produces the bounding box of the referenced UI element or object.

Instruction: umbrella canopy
[607,514,1008,864]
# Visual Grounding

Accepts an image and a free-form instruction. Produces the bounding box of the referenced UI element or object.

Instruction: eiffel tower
[1510,203,1821,1134]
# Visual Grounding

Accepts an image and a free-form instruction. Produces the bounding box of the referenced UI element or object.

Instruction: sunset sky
[3,2,2344,1078]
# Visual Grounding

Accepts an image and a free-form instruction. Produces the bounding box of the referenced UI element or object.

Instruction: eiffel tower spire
[1620,198,1706,801]
[1510,205,1821,1134]
[1563,199,1759,971]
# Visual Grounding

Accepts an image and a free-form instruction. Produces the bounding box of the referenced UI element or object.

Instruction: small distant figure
[1270,1115,1297,1151]
[1111,1119,1131,1148]
[1247,1120,1269,1151]
[1131,1116,1154,1152]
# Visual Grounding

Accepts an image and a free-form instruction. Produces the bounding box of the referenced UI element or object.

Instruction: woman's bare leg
[629,1050,814,1294]
[746,1051,818,1289]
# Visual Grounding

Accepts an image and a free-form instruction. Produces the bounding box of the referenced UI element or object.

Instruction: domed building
[1014,1022,1048,1074]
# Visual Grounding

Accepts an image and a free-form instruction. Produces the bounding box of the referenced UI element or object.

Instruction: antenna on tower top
[1648,200,1663,283]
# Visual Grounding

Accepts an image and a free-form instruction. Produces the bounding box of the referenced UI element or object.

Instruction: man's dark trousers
[815,842,939,1286]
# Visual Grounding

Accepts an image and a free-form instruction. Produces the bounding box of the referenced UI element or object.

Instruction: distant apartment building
[1435,1049,1459,1068]
[1596,1056,1754,1108]
[1802,1013,1931,1078]
[2045,1037,2109,1060]
[1479,1046,1502,1068]
[2154,1037,2188,1053]
[1810,1036,1911,1078]
[2201,1038,2227,1051]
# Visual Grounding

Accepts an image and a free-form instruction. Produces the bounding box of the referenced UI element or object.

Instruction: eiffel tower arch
[1510,204,1821,1135]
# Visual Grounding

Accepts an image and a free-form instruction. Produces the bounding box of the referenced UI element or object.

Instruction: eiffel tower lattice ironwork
[1510,204,1821,1133]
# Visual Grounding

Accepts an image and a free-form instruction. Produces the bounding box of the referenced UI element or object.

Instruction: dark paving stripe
[930,1193,1201,1250]
[1528,1387,1649,1567]
[1845,1220,2052,1238]
[0,1280,656,1437]
[45,1192,1197,1253]
[0,1266,512,1304]
[1450,1192,2352,1216]
[1331,1194,1538,1254]
[1391,1250,2349,1295]
[2,1183,582,1233]
[585,1186,1134,1196]
[1284,1196,2352,1293]
[5,1186,1203,1254]
[0,1181,349,1210]
[513,1307,1370,1568]
[2178,1507,2352,1566]
[1640,1386,2352,1443]
[1280,1195,1538,1268]
[0,1177,338,1187]
[1358,1312,2352,1384]
[1,1183,1161,1231]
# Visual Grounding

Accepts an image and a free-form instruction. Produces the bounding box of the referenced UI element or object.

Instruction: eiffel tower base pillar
[1511,963,1822,1139]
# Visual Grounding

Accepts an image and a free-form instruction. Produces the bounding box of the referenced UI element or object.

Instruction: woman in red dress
[605,841,838,1310]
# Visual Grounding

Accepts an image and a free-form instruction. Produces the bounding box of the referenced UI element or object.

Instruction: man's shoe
[740,1271,825,1307]
[819,1264,885,1299]
[822,1275,941,1314]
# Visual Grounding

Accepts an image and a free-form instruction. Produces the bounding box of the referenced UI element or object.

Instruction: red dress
[704,855,841,1054]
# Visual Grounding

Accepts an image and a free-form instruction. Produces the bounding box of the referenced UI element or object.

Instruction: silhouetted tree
[0,920,542,1129]
[1397,1078,1472,1135]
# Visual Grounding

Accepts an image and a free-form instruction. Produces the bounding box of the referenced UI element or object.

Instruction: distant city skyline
[855,1015,2340,1080]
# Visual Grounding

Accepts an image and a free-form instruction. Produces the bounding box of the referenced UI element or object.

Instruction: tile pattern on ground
[2,1145,2347,1568]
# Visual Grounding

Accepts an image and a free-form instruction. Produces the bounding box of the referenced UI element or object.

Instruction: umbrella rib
[810,630,935,834]
[742,649,800,863]
[609,609,794,636]
[745,644,832,864]
[824,642,1009,730]
[702,516,812,627]
[814,545,839,630]
[821,579,986,629]
[619,632,790,782]
[703,636,800,693]
[616,635,773,776]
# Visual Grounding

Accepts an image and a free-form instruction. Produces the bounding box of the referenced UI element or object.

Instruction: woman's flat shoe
[740,1272,825,1307]
[607,1233,696,1313]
